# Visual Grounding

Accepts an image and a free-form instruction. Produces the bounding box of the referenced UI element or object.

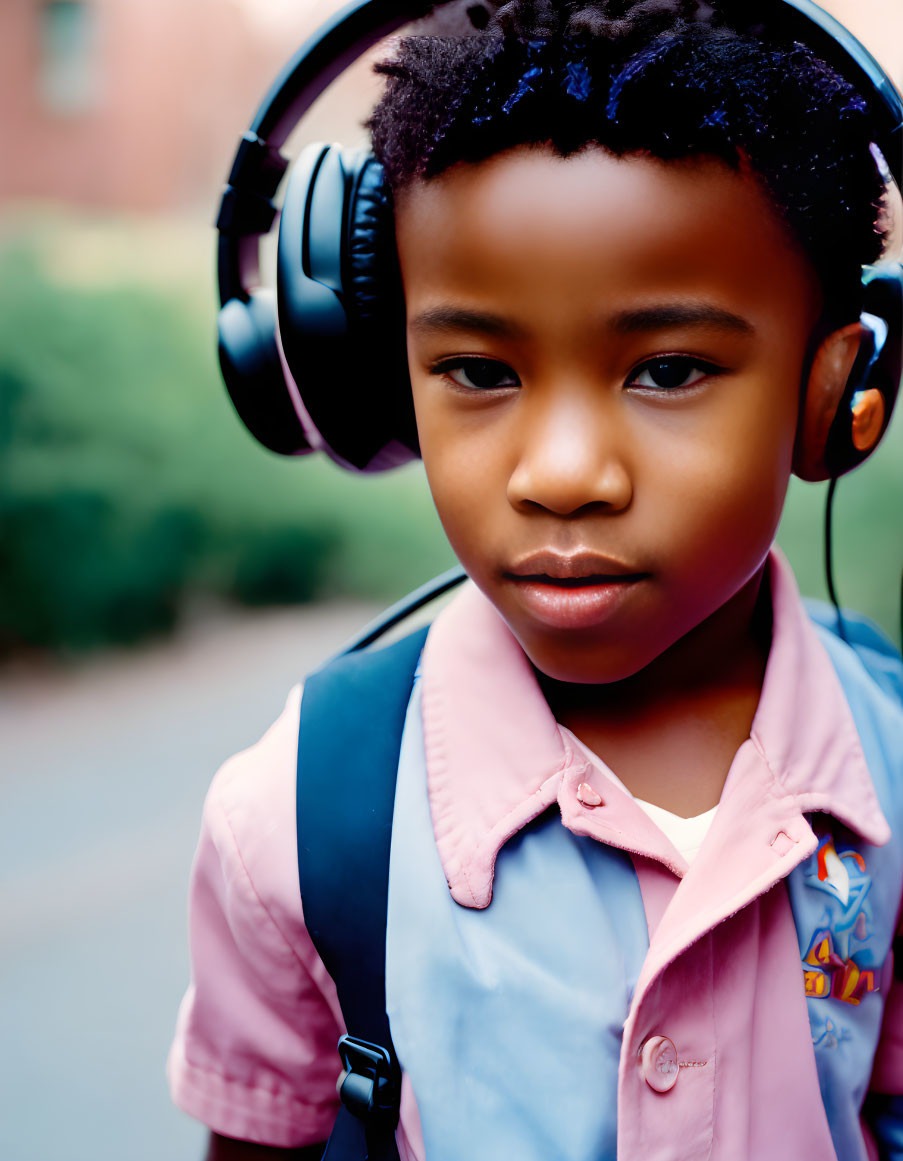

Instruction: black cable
[824,474,850,644]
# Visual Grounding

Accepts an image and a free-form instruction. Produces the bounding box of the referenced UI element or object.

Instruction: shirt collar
[420,547,890,909]
[750,548,889,846]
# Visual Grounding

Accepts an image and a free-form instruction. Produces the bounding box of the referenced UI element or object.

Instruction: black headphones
[216,0,903,475]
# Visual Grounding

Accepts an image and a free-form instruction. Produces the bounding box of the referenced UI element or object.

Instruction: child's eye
[627,356,721,391]
[432,357,520,392]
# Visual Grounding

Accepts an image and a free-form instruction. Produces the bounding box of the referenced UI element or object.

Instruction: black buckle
[337,1035,400,1124]
[216,132,288,236]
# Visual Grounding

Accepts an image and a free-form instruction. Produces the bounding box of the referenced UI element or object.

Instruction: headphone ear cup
[823,265,903,477]
[217,290,312,455]
[277,144,416,471]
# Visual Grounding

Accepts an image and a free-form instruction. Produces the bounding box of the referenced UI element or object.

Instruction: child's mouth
[504,553,649,630]
[521,574,627,588]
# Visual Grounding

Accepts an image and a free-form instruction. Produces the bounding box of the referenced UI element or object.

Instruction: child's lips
[505,549,644,581]
[503,552,649,630]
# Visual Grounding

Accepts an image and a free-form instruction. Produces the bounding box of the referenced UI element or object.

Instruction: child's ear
[792,321,884,482]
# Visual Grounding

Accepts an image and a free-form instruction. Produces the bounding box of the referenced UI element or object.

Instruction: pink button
[640,1035,679,1093]
[576,781,603,807]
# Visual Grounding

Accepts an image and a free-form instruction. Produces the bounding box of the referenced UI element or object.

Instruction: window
[39,1,99,115]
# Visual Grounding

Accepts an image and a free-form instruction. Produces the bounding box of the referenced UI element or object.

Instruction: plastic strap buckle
[227,131,289,198]
[216,131,289,236]
[337,1035,400,1124]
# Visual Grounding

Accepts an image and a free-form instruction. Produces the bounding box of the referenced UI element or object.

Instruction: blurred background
[0,1,901,1158]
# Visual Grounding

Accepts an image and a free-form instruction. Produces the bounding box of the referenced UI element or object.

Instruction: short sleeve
[167,684,344,1148]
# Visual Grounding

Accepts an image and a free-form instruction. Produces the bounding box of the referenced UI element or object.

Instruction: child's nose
[506,395,633,517]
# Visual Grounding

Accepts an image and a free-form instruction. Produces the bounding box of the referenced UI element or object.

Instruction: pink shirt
[168,547,902,1156]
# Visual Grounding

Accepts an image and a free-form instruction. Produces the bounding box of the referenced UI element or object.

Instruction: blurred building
[0,0,900,216]
[0,0,357,214]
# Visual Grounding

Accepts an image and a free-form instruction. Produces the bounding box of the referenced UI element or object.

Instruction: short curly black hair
[364,0,888,323]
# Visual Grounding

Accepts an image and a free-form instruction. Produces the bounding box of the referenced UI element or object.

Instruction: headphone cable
[824,474,850,645]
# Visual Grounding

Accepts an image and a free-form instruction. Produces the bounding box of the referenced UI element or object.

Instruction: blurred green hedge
[0,215,454,654]
[0,212,899,654]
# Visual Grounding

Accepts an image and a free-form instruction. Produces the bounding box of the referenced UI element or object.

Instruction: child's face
[395,145,823,684]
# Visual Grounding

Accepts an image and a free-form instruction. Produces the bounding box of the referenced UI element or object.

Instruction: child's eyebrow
[409,306,524,340]
[609,303,755,337]
[410,302,755,341]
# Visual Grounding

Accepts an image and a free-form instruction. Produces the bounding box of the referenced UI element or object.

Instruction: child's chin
[515,631,664,688]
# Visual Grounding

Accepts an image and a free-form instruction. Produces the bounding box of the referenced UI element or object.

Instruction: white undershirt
[561,727,718,865]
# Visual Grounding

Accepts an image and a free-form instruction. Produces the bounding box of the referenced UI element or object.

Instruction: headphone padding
[218,291,312,455]
[344,151,418,454]
[346,154,399,325]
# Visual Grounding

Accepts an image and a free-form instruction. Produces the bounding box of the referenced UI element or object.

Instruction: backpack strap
[297,625,429,1161]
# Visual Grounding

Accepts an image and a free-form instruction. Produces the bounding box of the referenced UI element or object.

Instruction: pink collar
[419,547,890,909]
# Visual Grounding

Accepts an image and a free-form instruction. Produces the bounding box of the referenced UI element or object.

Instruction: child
[169,2,903,1158]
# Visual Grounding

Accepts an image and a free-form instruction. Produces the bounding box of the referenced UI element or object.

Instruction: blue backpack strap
[297,625,429,1161]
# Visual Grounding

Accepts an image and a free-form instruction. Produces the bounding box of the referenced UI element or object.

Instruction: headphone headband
[216,0,903,468]
[218,0,903,307]
[780,0,903,152]
[218,0,424,307]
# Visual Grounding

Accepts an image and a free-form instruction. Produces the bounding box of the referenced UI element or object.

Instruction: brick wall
[0,0,324,212]
[0,0,899,214]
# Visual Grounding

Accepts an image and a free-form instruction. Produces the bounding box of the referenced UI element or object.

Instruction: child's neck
[538,567,773,818]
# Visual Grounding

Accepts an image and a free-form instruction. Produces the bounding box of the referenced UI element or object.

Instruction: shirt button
[639,1035,679,1093]
[576,781,603,807]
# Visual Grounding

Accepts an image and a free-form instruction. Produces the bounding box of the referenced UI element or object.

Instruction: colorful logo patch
[804,929,878,1004]
[802,836,878,1007]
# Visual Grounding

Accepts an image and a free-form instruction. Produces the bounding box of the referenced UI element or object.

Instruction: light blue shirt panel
[785,616,903,1161]
[386,679,650,1161]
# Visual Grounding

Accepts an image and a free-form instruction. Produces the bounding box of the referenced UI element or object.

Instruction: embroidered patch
[802,835,879,1010]
[811,1018,851,1051]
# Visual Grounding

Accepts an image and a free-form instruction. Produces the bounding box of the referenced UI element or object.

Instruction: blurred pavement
[1,600,378,1161]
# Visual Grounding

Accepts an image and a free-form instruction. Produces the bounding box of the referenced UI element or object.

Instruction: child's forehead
[401,145,766,235]
[395,145,822,331]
